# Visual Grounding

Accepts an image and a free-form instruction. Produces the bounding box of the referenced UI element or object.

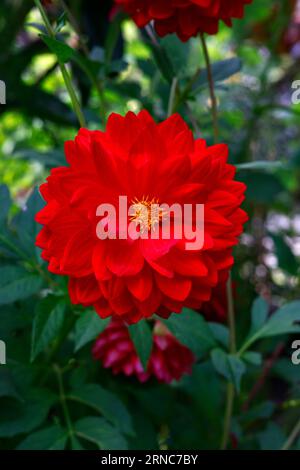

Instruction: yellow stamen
[130,196,165,233]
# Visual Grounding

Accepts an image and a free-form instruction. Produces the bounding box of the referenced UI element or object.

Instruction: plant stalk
[35,0,86,128]
[200,33,218,144]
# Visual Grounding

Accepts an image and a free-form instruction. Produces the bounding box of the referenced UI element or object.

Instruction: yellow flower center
[130,196,165,233]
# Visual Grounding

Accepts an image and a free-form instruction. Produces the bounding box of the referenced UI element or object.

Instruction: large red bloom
[115,0,253,40]
[35,111,247,324]
[92,319,195,383]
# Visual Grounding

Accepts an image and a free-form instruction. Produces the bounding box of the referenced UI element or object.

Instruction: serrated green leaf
[31,296,65,361]
[74,417,128,450]
[17,425,67,450]
[0,266,43,305]
[128,320,152,371]
[74,311,109,352]
[162,309,216,357]
[68,384,134,436]
[0,389,56,438]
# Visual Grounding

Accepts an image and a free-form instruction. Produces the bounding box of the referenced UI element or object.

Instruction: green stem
[282,416,300,450]
[58,0,89,55]
[167,77,178,117]
[57,0,107,120]
[227,272,236,355]
[199,32,236,451]
[220,383,235,450]
[34,0,86,128]
[220,274,237,450]
[200,33,218,144]
[53,364,76,447]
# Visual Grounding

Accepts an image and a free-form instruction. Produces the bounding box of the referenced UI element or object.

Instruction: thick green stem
[200,33,218,144]
[34,0,86,128]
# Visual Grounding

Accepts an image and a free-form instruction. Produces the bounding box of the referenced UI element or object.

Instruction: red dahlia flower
[92,319,195,383]
[35,111,247,324]
[115,0,253,40]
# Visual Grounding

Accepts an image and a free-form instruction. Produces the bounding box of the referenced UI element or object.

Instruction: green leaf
[55,12,67,33]
[252,301,300,341]
[161,309,217,357]
[250,297,269,334]
[242,351,262,366]
[17,425,68,450]
[71,436,85,450]
[240,401,275,425]
[0,184,11,225]
[26,22,48,35]
[31,296,66,361]
[241,301,300,353]
[0,266,43,305]
[74,417,128,450]
[0,389,56,437]
[74,311,110,352]
[273,358,300,384]
[258,423,286,450]
[211,349,246,392]
[161,34,189,78]
[260,301,300,337]
[13,187,45,257]
[195,58,242,90]
[128,320,152,371]
[40,35,75,63]
[104,11,126,63]
[0,369,22,401]
[68,384,134,437]
[238,172,284,204]
[40,35,101,82]
[209,322,229,349]
[272,234,298,275]
[148,41,175,83]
